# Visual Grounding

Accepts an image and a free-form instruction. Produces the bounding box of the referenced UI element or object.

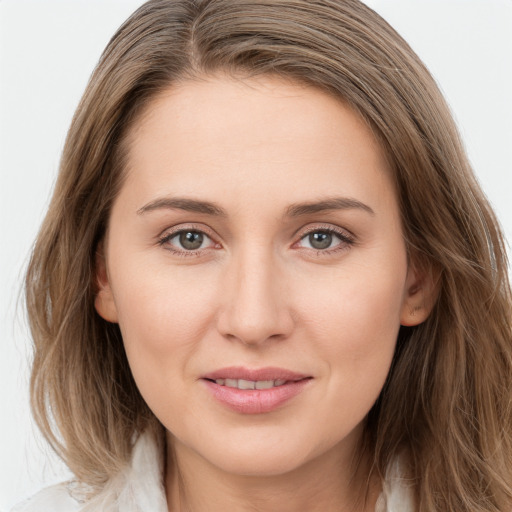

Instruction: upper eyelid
[158,223,218,239]
[295,223,355,240]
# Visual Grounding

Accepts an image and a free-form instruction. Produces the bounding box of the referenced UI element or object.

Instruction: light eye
[160,230,216,252]
[297,229,353,251]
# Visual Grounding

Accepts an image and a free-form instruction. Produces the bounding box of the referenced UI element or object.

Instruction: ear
[94,241,119,323]
[400,259,439,327]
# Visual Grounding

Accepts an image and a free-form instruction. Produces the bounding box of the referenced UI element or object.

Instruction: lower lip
[203,379,311,414]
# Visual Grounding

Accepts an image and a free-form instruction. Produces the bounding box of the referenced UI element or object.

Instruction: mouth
[201,366,310,382]
[201,367,312,414]
[205,378,290,390]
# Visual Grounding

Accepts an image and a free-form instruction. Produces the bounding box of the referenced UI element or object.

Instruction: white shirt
[12,431,414,511]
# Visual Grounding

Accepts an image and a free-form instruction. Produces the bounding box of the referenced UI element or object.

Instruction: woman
[16,0,512,511]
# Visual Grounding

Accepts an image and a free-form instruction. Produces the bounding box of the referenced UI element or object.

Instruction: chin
[186,423,350,478]
[208,445,311,477]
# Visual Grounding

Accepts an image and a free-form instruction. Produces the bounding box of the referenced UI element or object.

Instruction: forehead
[119,74,395,218]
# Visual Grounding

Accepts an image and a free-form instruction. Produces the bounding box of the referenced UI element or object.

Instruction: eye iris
[179,231,204,250]
[309,232,332,250]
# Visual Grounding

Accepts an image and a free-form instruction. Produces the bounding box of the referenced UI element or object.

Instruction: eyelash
[157,224,355,258]
[157,224,218,258]
[294,225,356,255]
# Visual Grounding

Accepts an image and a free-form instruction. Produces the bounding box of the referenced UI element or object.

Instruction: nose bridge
[218,242,292,345]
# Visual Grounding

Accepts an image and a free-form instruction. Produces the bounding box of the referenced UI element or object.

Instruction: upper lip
[201,366,311,382]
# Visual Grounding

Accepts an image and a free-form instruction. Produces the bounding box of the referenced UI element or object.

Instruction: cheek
[113,258,218,340]
[292,256,406,392]
[109,260,220,400]
[297,259,405,342]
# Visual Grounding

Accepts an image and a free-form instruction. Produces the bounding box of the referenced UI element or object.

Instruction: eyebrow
[136,196,374,217]
[285,197,375,217]
[137,197,227,216]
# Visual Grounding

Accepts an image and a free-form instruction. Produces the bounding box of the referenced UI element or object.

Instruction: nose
[216,247,294,346]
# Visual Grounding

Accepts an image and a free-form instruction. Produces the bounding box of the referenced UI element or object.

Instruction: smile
[201,367,312,414]
[211,378,287,389]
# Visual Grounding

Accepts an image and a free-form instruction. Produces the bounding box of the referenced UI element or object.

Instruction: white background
[1,0,511,509]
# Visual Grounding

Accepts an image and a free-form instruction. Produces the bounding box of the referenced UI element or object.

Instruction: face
[95,74,430,477]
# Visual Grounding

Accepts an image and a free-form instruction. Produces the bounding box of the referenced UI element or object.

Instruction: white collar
[76,429,168,512]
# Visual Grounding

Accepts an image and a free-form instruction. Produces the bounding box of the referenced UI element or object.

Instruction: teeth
[255,380,274,390]
[215,379,288,389]
[238,379,255,390]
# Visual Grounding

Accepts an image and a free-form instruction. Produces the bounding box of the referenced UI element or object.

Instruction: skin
[95,74,434,512]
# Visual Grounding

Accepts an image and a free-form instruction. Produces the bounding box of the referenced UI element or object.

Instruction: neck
[164,432,381,512]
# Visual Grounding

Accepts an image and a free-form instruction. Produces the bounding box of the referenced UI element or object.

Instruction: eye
[296,228,354,252]
[159,229,217,253]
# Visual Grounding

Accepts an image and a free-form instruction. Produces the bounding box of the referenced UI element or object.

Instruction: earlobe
[94,242,119,323]
[400,261,439,327]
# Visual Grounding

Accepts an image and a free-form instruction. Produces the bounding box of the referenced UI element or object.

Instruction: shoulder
[11,482,82,512]
[11,429,167,512]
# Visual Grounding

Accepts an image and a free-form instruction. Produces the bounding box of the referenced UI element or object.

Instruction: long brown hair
[25,1,512,509]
